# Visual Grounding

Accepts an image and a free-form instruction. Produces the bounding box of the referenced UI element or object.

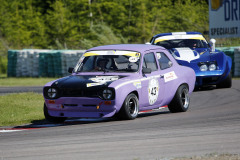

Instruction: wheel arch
[115,85,140,113]
[180,83,189,90]
[130,90,139,99]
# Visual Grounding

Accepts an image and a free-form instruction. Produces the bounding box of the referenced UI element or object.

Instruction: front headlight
[102,89,113,100]
[47,88,57,98]
[200,64,208,71]
[209,63,217,71]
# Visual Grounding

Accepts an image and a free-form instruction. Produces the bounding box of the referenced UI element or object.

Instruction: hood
[51,75,126,90]
[170,47,211,63]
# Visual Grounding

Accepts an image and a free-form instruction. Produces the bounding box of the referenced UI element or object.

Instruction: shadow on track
[12,109,170,130]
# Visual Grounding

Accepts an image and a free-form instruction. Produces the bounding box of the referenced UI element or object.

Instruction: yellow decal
[84,51,140,57]
[189,36,205,40]
[83,52,99,57]
[133,81,142,89]
[200,51,207,55]
[211,0,223,10]
[124,52,140,57]
[154,38,169,43]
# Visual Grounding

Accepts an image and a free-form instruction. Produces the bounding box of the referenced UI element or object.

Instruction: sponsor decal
[87,83,103,87]
[129,56,139,63]
[156,53,161,59]
[148,79,159,105]
[90,76,119,83]
[133,81,142,89]
[209,0,240,38]
[164,71,178,82]
[87,76,119,87]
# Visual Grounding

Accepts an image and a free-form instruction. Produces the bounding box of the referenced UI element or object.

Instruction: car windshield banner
[209,0,240,38]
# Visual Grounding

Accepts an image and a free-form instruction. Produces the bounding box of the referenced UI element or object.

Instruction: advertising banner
[209,0,240,38]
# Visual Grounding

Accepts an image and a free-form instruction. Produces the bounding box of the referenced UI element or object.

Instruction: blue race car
[150,32,232,88]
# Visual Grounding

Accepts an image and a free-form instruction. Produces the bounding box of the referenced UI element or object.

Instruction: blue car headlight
[200,64,208,71]
[209,63,217,71]
[198,61,217,71]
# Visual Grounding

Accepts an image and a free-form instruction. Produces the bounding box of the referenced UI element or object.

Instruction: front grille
[202,77,219,84]
[60,88,99,98]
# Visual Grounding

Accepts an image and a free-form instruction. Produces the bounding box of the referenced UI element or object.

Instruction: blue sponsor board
[209,0,240,38]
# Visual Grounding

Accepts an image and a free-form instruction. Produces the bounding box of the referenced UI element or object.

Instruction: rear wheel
[44,103,67,123]
[168,85,190,113]
[216,73,232,88]
[116,93,139,120]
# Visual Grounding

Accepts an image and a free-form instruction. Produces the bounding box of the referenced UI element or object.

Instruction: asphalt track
[0,80,240,160]
[0,86,42,95]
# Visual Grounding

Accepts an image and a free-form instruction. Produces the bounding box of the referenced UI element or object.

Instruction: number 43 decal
[151,87,157,95]
[148,79,159,105]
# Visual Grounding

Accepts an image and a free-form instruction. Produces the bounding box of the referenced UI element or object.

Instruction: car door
[155,51,179,104]
[140,52,165,110]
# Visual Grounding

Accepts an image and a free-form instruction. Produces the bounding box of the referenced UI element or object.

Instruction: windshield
[154,39,208,49]
[152,34,209,49]
[74,50,141,73]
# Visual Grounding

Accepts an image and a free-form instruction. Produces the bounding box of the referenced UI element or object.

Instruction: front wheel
[116,93,139,120]
[44,103,67,123]
[216,73,232,88]
[168,85,190,113]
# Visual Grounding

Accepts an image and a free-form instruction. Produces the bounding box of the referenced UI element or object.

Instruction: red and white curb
[139,105,167,114]
[0,128,39,133]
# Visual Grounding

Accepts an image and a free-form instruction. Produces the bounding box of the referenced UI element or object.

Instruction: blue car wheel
[216,73,232,88]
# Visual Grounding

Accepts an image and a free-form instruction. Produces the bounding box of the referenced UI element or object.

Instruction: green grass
[172,153,240,160]
[0,93,44,126]
[0,77,56,86]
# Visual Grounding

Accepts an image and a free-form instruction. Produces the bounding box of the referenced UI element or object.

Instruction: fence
[7,49,85,77]
[217,47,240,77]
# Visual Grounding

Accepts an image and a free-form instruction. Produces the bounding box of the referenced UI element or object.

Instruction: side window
[143,52,158,71]
[156,52,172,70]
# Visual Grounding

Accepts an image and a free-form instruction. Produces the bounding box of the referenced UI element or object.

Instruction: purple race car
[43,44,195,122]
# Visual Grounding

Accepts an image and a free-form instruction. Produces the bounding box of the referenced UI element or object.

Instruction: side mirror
[68,67,74,73]
[142,67,151,74]
[210,39,216,52]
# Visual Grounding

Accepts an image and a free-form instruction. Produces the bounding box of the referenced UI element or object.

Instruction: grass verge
[172,153,240,160]
[0,77,56,86]
[0,92,44,127]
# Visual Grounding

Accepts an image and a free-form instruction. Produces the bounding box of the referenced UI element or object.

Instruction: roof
[86,44,165,53]
[152,32,202,38]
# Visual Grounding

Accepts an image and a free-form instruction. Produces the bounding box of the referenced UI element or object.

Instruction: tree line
[0,0,208,74]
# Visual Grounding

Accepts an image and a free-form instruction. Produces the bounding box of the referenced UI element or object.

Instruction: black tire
[44,103,67,123]
[168,85,190,113]
[216,73,232,88]
[116,93,139,120]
